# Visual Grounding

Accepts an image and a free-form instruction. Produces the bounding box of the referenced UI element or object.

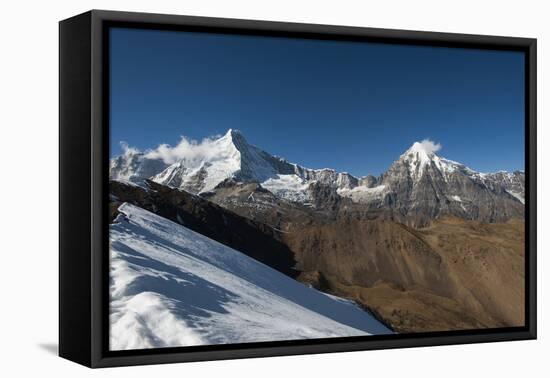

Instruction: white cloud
[120,141,140,156]
[143,133,228,165]
[417,139,442,154]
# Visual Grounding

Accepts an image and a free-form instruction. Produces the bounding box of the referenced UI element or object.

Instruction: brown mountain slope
[419,217,524,327]
[284,216,524,333]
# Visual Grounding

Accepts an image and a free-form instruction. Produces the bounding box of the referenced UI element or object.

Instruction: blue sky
[110,27,525,176]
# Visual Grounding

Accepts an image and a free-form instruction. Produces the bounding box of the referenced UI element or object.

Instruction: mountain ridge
[110,129,525,225]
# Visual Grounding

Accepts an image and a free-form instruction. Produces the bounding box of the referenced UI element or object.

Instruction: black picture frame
[59,9,537,368]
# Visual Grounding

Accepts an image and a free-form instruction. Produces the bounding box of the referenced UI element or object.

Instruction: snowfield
[109,203,391,351]
[337,184,387,203]
[261,174,312,203]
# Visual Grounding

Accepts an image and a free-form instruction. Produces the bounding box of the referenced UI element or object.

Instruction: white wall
[0,0,546,376]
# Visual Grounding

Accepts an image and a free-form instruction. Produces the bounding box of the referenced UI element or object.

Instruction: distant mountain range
[110,129,524,226]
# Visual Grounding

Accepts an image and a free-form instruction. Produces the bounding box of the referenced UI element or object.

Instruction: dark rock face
[110,180,298,278]
[306,181,346,212]
[375,153,525,227]
[482,171,525,200]
[359,175,378,188]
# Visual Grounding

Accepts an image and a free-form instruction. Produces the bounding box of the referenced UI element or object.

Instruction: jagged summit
[148,129,298,194]
[222,128,244,140]
[394,140,467,181]
[403,140,440,158]
[400,140,442,167]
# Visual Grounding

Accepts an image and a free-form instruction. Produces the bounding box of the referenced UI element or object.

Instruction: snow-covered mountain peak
[221,129,255,157]
[405,140,436,156]
[224,128,236,136]
[151,129,298,194]
[219,128,243,143]
[217,128,252,150]
[400,140,441,165]
[150,132,241,194]
[226,128,243,137]
[109,145,168,184]
[396,140,465,180]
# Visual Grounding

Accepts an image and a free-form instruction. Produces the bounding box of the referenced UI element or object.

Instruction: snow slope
[398,140,465,181]
[150,129,305,195]
[150,130,243,194]
[109,203,391,351]
[337,184,387,202]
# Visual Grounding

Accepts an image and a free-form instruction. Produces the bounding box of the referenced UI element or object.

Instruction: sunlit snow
[337,185,386,203]
[261,174,311,203]
[109,203,391,350]
[506,190,525,204]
